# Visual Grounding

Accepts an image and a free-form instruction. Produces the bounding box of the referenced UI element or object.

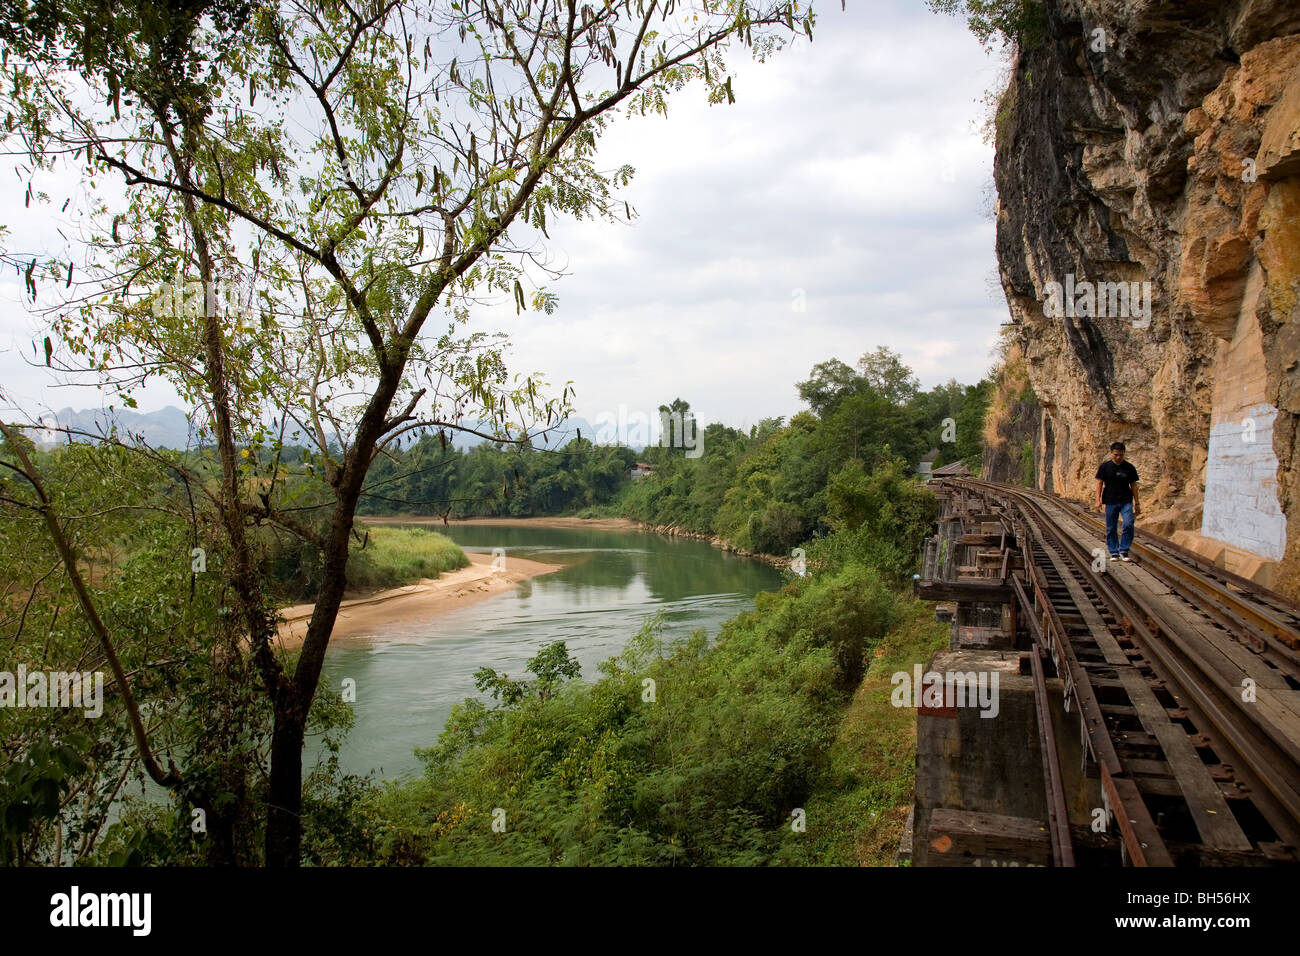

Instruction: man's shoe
[1120,552,1131,562]
[1109,553,1121,560]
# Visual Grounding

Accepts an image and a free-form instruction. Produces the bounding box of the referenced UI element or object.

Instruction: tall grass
[781,599,950,865]
[345,527,469,593]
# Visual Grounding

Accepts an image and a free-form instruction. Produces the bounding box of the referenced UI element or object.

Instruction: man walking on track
[1096,441,1140,562]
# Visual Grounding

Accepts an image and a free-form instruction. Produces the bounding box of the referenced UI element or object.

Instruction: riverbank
[355,558,919,865]
[277,551,563,648]
[361,514,792,568]
[361,514,640,531]
[786,598,949,865]
[630,522,793,569]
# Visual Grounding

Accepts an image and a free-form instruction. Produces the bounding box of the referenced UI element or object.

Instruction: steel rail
[1007,494,1173,864]
[950,478,1300,854]
[998,482,1300,661]
[1030,643,1076,866]
[992,484,1300,771]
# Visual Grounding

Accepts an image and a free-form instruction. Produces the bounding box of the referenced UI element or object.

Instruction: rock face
[993,0,1300,594]
[980,344,1043,486]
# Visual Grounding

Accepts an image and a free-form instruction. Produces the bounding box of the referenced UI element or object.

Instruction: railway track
[934,478,1300,866]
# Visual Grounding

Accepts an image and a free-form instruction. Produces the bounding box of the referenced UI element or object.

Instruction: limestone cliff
[993,0,1300,594]
[981,343,1043,486]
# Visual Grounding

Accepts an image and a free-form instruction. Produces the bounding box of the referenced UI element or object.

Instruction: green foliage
[474,641,582,706]
[825,458,877,531]
[796,346,921,415]
[855,346,920,406]
[299,762,380,868]
[83,638,363,868]
[779,600,950,865]
[362,563,901,865]
[617,353,978,559]
[951,378,992,469]
[713,412,825,554]
[357,436,636,520]
[796,358,858,418]
[344,527,467,594]
[0,438,377,865]
[656,398,695,457]
[615,419,753,533]
[926,0,1047,51]
[0,439,262,864]
[751,563,901,692]
[809,459,940,585]
[1,732,90,866]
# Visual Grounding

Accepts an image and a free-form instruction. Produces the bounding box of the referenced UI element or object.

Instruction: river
[315,522,785,781]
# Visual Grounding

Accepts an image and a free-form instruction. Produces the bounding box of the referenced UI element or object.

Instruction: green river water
[315,523,785,781]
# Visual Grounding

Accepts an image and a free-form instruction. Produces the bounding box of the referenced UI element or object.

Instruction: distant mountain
[34,406,200,451]
[28,408,621,454]
[399,417,601,451]
[457,416,658,451]
[524,416,599,450]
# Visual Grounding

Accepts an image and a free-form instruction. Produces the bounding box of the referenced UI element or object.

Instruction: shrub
[360,562,898,865]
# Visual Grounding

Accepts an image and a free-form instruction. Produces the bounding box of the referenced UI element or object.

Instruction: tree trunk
[265,710,306,867]
[263,371,402,866]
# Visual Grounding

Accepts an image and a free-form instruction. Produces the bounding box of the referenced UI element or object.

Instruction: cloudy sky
[0,0,1008,434]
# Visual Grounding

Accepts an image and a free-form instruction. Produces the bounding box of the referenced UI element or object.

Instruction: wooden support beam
[915,579,1012,603]
[923,808,1052,867]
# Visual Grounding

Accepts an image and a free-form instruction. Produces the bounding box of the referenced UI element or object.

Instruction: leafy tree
[749,416,786,443]
[952,378,992,468]
[2,0,814,865]
[714,411,823,553]
[925,0,1047,50]
[1,734,90,866]
[0,436,284,864]
[796,358,859,418]
[656,397,695,455]
[825,458,875,532]
[818,391,894,467]
[812,458,940,583]
[855,346,919,407]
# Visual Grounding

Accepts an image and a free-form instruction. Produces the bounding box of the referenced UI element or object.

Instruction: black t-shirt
[1095,460,1139,504]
